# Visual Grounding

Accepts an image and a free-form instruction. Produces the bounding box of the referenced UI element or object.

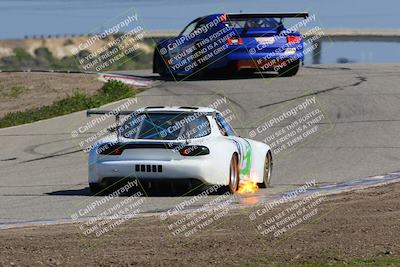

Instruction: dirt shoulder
[1,183,399,267]
[0,72,103,118]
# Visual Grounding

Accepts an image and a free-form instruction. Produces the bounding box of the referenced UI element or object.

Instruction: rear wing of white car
[86,109,134,117]
[86,108,218,145]
[86,109,137,142]
[86,108,216,118]
[86,108,217,141]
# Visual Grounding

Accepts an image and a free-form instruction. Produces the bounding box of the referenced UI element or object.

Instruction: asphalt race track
[1,64,400,226]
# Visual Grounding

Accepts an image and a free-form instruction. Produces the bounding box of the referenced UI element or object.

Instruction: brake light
[111,148,123,155]
[179,146,210,156]
[227,37,243,45]
[287,36,301,43]
[97,144,124,155]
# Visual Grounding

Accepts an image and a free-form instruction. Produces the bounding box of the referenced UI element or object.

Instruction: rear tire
[89,183,104,194]
[227,154,240,193]
[191,41,206,80]
[153,48,172,79]
[241,69,255,76]
[278,59,300,77]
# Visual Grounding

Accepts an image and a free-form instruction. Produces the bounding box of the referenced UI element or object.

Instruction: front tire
[153,48,172,79]
[259,152,272,188]
[227,154,240,193]
[191,41,206,80]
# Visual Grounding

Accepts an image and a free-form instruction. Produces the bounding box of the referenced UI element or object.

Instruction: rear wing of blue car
[226,13,309,19]
[225,13,309,33]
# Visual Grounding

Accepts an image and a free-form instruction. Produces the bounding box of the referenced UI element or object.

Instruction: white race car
[87,106,272,194]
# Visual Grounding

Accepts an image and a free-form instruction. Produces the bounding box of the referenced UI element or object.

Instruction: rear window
[120,112,211,140]
[225,18,278,29]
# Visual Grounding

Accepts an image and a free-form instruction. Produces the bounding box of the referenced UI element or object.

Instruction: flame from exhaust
[237,180,259,194]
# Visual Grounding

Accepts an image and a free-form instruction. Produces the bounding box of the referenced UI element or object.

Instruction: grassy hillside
[0,35,155,71]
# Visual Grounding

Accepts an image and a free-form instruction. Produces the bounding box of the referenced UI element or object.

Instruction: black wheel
[258,152,272,188]
[153,48,172,79]
[191,66,205,80]
[278,59,300,77]
[89,183,104,194]
[240,69,255,76]
[227,154,240,193]
[190,41,206,80]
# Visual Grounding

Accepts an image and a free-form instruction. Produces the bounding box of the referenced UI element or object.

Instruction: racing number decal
[240,141,252,179]
[233,139,252,179]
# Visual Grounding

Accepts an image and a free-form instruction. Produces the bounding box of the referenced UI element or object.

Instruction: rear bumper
[163,46,304,75]
[228,51,303,60]
[90,158,215,185]
[235,58,298,70]
[206,49,303,71]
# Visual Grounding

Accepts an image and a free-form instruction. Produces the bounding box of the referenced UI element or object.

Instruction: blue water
[1,0,400,64]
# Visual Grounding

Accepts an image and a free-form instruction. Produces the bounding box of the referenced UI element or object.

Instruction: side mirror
[277,18,284,32]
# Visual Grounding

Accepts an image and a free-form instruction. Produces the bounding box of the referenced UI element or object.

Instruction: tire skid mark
[0,157,17,161]
[258,76,367,109]
[23,137,83,158]
[185,82,249,118]
[19,149,83,163]
[303,66,351,71]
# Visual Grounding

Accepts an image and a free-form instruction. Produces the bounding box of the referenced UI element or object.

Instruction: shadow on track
[46,184,225,197]
[46,187,93,196]
[114,70,280,82]
[157,71,279,81]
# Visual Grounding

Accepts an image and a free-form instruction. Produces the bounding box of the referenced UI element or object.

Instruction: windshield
[179,17,205,35]
[225,18,278,29]
[120,112,211,140]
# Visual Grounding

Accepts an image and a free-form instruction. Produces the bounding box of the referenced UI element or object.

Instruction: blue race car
[153,13,309,78]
